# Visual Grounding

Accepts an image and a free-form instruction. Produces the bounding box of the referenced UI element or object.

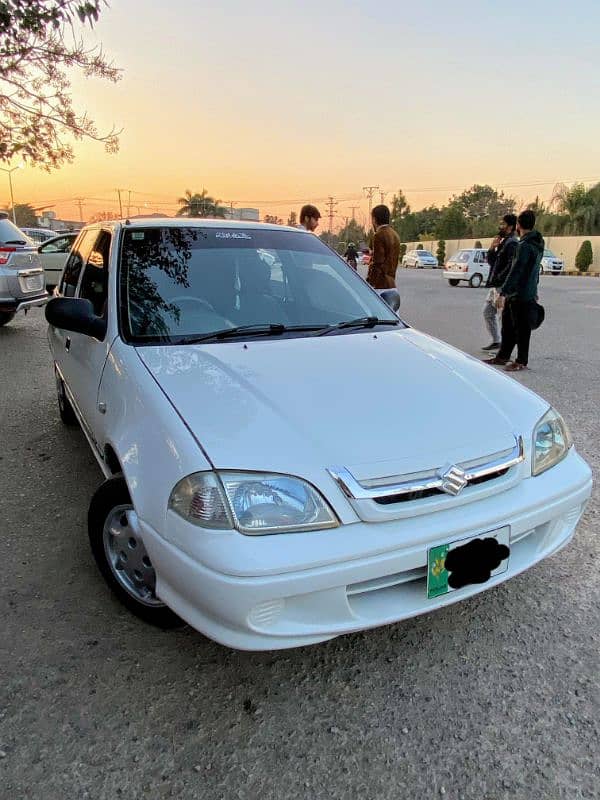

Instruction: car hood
[136,328,547,480]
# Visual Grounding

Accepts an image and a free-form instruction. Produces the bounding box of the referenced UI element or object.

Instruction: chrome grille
[328,436,524,505]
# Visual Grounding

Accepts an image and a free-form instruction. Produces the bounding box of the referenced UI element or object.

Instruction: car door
[52,229,114,454]
[38,235,75,287]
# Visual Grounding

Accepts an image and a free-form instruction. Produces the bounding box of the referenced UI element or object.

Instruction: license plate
[427,527,510,599]
[25,275,43,291]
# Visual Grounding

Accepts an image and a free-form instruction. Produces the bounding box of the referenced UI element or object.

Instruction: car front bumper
[139,449,592,651]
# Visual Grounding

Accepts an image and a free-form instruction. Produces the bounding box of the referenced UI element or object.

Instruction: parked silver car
[0,215,48,326]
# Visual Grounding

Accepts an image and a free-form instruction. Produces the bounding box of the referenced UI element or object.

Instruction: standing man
[297,205,321,233]
[367,205,401,289]
[481,213,518,351]
[484,209,544,371]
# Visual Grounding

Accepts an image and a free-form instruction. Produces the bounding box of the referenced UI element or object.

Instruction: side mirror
[45,297,107,341]
[380,288,401,312]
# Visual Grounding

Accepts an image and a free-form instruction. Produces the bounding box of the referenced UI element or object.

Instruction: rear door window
[78,230,111,316]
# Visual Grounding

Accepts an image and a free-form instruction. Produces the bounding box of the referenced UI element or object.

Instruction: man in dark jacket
[481,213,518,350]
[484,209,544,371]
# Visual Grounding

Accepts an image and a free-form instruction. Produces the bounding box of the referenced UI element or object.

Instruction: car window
[453,251,470,263]
[544,250,555,258]
[59,231,95,297]
[40,236,74,254]
[78,230,111,317]
[119,227,402,343]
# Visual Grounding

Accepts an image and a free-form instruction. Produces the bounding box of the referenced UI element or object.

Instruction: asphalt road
[1,270,599,800]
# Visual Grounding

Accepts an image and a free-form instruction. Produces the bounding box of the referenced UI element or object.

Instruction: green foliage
[549,182,600,235]
[337,219,367,250]
[474,240,482,249]
[287,211,297,227]
[399,243,407,261]
[391,190,410,221]
[451,185,515,233]
[575,240,593,272]
[436,239,446,266]
[8,203,37,227]
[1,0,121,168]
[436,204,468,239]
[416,243,424,250]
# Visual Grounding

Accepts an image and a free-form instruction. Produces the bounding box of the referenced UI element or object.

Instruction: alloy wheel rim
[103,505,164,607]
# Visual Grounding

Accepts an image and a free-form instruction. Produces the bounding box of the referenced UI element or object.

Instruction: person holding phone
[481,213,518,351]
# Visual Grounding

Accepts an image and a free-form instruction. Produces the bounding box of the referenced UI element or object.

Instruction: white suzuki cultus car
[46,220,592,650]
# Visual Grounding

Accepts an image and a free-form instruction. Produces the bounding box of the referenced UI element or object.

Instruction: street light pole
[1,165,23,224]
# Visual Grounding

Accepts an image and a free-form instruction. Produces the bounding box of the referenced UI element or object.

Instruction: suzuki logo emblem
[440,465,468,496]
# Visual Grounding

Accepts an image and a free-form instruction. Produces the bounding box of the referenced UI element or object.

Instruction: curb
[558,271,600,277]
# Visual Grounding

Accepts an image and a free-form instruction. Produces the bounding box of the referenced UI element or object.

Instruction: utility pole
[362,185,380,228]
[1,165,23,224]
[325,196,337,235]
[116,189,123,217]
[379,190,387,205]
[127,190,131,218]
[350,206,358,222]
[74,197,85,222]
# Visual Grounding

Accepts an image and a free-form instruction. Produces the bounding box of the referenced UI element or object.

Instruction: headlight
[169,471,339,535]
[532,408,572,476]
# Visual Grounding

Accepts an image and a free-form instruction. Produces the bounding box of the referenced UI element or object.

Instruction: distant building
[37,211,83,232]
[223,207,260,222]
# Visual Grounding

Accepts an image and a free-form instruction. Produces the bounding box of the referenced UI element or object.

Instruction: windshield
[417,251,434,258]
[119,227,402,343]
[451,250,470,263]
[543,250,556,258]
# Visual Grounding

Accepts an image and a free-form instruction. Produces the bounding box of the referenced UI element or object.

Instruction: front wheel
[448,279,460,287]
[469,273,483,288]
[88,477,181,628]
[0,311,15,327]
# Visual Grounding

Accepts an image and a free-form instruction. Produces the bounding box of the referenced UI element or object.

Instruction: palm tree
[176,189,226,218]
[549,182,600,234]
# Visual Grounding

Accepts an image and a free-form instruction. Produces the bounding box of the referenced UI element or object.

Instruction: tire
[55,367,78,426]
[469,273,483,288]
[88,476,181,628]
[0,311,15,327]
[448,279,460,287]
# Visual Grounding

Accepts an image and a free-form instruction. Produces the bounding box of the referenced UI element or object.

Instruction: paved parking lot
[1,270,599,800]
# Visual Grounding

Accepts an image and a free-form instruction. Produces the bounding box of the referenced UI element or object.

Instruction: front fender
[97,339,212,533]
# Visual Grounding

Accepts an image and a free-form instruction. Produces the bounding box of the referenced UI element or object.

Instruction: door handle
[65,336,71,352]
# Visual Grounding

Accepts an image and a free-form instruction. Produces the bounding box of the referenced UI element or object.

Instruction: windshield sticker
[215,232,252,240]
[131,232,145,240]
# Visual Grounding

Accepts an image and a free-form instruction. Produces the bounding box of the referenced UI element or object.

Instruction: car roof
[80,218,308,234]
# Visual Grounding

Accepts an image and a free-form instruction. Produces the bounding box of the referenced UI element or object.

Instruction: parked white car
[45,219,592,650]
[20,227,57,245]
[540,249,564,275]
[402,249,438,268]
[443,248,490,287]
[37,232,77,289]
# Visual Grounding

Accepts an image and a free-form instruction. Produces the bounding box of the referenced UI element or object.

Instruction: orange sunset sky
[4,0,600,227]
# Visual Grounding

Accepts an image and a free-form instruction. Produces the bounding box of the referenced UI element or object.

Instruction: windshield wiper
[315,316,400,336]
[177,323,328,345]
